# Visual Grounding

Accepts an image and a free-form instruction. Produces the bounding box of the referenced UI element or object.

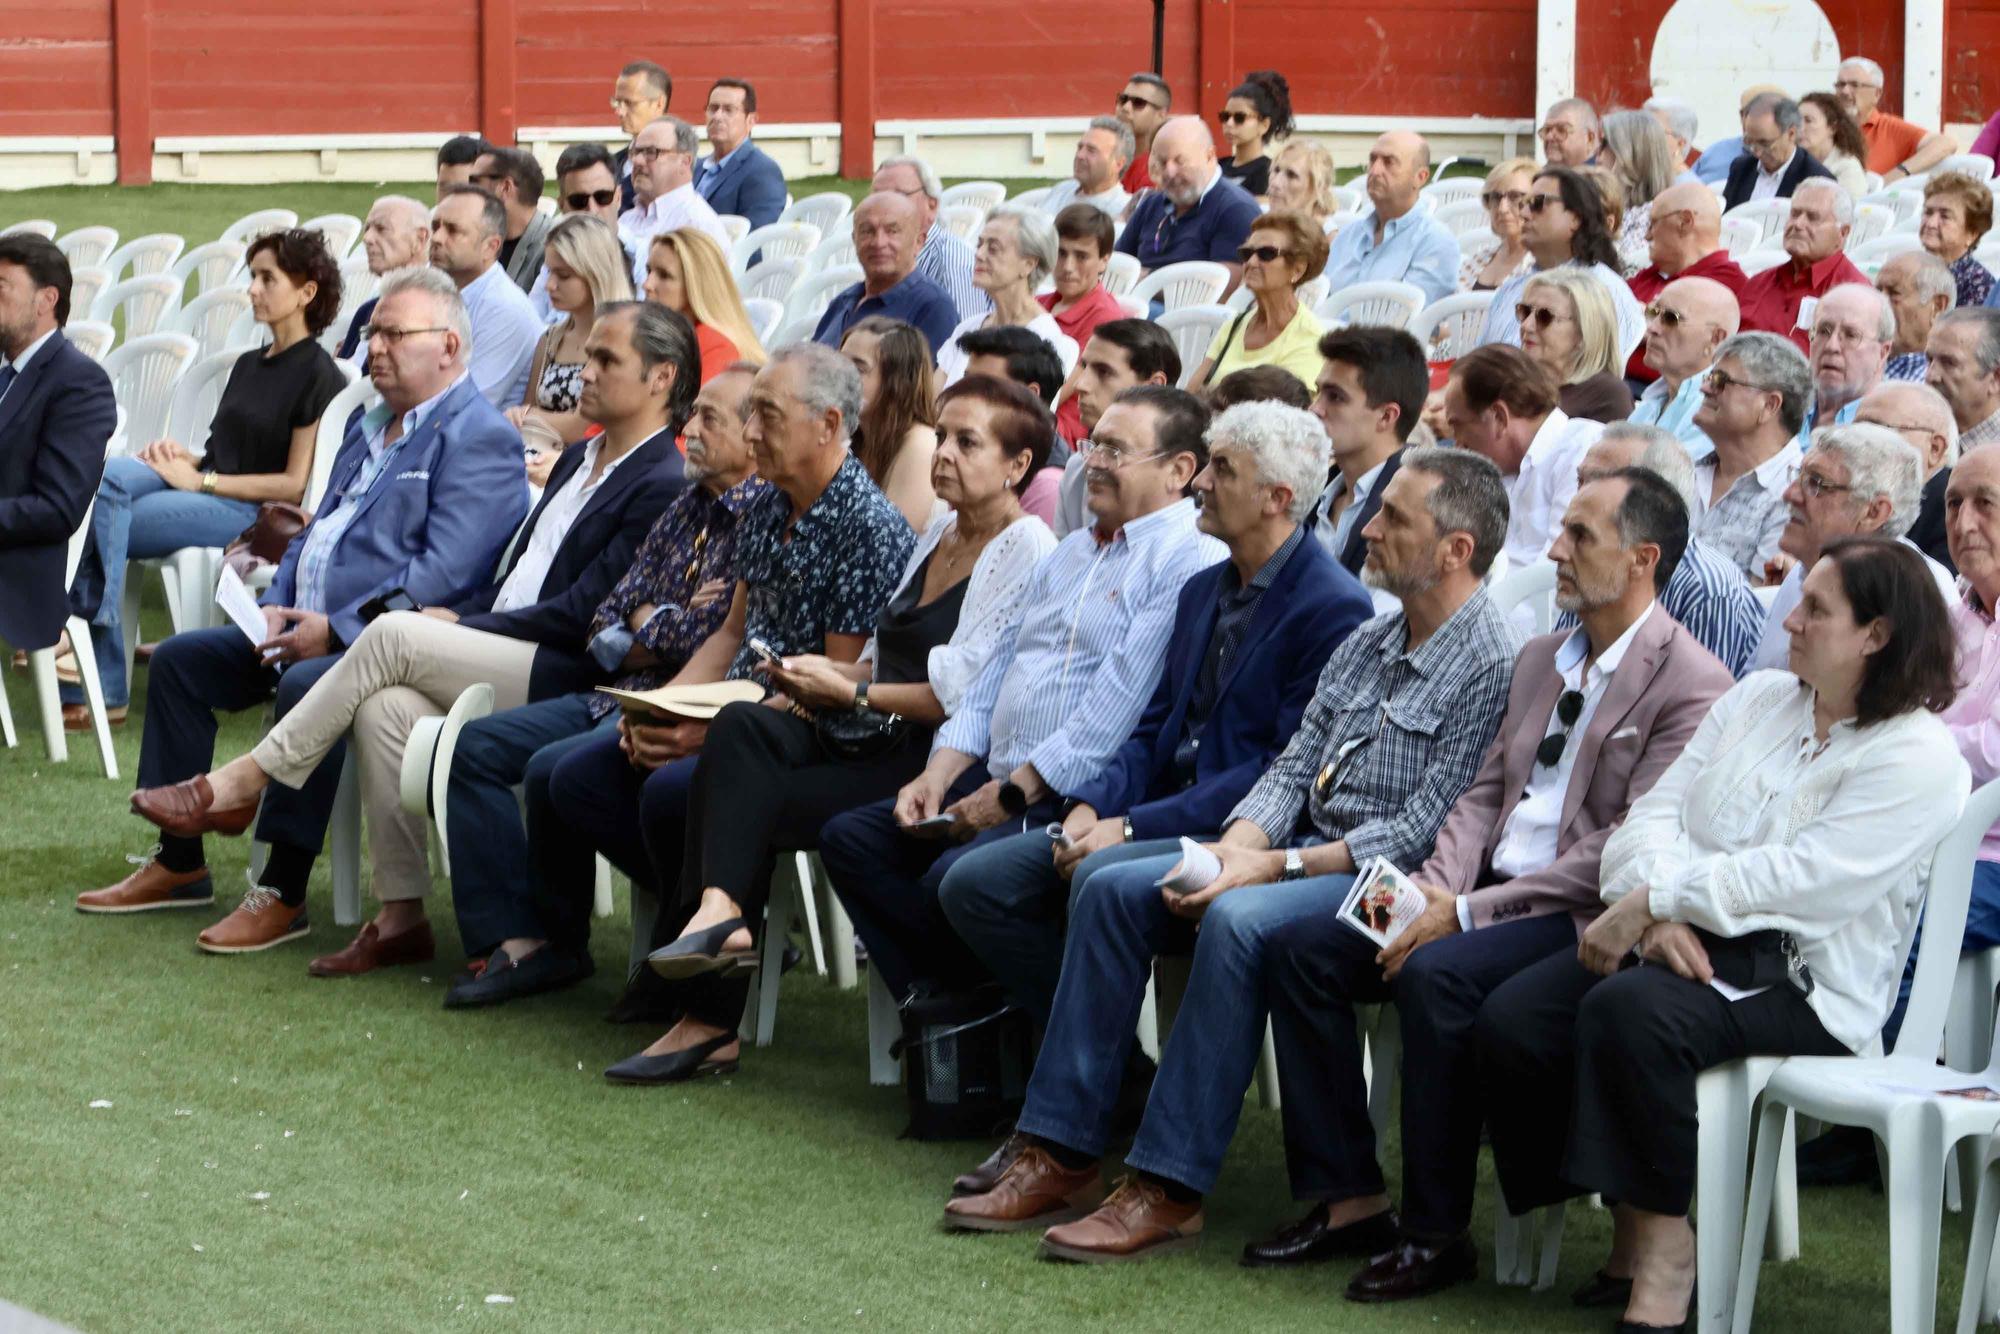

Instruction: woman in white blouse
[1474,536,1967,1332]
[604,374,1059,1083]
[934,204,1079,391]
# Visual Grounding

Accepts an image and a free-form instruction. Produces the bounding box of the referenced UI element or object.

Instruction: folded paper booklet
[1338,857,1428,947]
[1155,837,1222,893]
[594,679,765,721]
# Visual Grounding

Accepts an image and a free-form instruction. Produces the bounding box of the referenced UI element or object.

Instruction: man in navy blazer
[1721,94,1836,212]
[935,401,1374,1036]
[78,268,528,955]
[692,79,787,230]
[0,236,115,654]
[1310,327,1428,584]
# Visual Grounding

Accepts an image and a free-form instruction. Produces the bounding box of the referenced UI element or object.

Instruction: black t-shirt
[201,338,349,476]
[1219,155,1271,197]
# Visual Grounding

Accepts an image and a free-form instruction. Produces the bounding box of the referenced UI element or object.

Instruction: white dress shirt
[1750,150,1797,202]
[490,436,632,612]
[1500,409,1603,572]
[619,183,732,287]
[935,312,1079,389]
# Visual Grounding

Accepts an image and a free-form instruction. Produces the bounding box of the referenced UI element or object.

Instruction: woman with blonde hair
[1517,268,1632,421]
[1460,155,1536,291]
[642,226,769,382]
[515,213,631,464]
[1266,138,1340,227]
[1601,109,1678,272]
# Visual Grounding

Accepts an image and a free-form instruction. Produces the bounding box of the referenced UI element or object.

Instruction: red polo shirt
[1122,154,1153,194]
[1625,249,1750,381]
[1737,250,1870,353]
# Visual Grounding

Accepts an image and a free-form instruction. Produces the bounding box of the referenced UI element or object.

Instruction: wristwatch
[1280,848,1307,882]
[998,781,1029,817]
[1122,816,1136,842]
[853,679,869,711]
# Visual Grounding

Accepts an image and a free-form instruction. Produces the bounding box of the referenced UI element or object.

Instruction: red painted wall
[1946,0,2000,123]
[0,0,114,136]
[1237,0,1538,117]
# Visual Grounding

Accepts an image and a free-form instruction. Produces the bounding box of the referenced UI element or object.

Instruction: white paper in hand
[1155,836,1222,894]
[215,565,268,649]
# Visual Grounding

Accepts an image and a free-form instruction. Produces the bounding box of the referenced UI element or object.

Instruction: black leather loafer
[646,916,757,981]
[1345,1234,1476,1302]
[603,1031,740,1085]
[442,946,593,1009]
[1242,1205,1400,1268]
[953,1132,1029,1197]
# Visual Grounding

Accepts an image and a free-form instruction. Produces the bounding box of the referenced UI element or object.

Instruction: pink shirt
[1946,588,2000,862]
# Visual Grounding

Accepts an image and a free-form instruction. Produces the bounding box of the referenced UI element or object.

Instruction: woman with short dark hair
[1190,209,1329,392]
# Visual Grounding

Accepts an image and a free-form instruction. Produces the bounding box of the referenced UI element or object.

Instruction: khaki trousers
[250,610,537,902]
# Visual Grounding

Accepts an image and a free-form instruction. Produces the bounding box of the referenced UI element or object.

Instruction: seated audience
[469,146,554,295]
[1040,205,1125,445]
[1322,131,1458,305]
[512,215,632,468]
[692,78,787,230]
[435,134,489,199]
[125,302,691,975]
[65,230,348,722]
[1631,276,1740,450]
[874,155,983,323]
[1624,182,1746,385]
[1538,97,1602,168]
[839,316,941,529]
[75,268,528,948]
[1478,167,1645,360]
[1460,157,1537,293]
[813,192,960,357]
[528,143,630,322]
[1875,249,1957,382]
[337,196,431,361]
[618,116,731,287]
[1737,180,1868,354]
[1804,282,1892,432]
[1687,331,1810,577]
[431,186,545,409]
[1838,55,1959,178]
[1601,109,1679,273]
[1190,210,1328,392]
[941,448,1517,1260]
[1049,320,1182,535]
[1113,73,1172,195]
[1920,171,1996,310]
[1797,91,1870,198]
[1045,118,1135,218]
[818,387,1225,1007]
[1263,467,1728,1296]
[1309,328,1428,580]
[610,60,673,210]
[1114,117,1262,281]
[1216,70,1293,198]
[640,227,768,383]
[608,375,1057,1081]
[937,205,1078,387]
[1856,380,1960,569]
[1721,95,1833,212]
[1477,535,1965,1334]
[1517,269,1634,422]
[952,323,1070,523]
[1929,307,2000,449]
[1442,345,1602,571]
[1266,138,1341,230]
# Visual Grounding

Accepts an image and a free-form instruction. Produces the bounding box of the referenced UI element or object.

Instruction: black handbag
[892,983,1035,1140]
[1693,927,1815,997]
[812,702,915,761]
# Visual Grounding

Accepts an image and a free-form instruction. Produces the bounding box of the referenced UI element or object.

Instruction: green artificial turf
[0,179,1966,1331]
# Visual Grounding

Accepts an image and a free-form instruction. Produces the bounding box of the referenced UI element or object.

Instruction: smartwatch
[1280,848,1307,882]
[998,781,1029,817]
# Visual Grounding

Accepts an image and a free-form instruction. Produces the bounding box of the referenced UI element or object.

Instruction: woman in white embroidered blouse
[605,374,1057,1083]
[1474,536,1967,1332]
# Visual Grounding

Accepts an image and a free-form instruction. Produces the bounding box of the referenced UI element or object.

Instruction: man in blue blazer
[78,268,528,954]
[934,400,1374,1046]
[0,236,115,655]
[692,78,788,230]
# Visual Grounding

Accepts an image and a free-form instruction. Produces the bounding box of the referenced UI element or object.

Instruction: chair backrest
[322,257,379,355]
[1155,305,1233,388]
[1846,202,1894,251]
[1413,292,1496,361]
[307,378,381,512]
[174,288,255,361]
[66,266,113,325]
[717,214,752,247]
[1225,275,1331,314]
[1433,197,1490,237]
[1008,185,1057,213]
[743,296,786,345]
[166,348,247,451]
[1317,280,1427,331]
[1736,249,1791,277]
[1850,234,1926,266]
[91,275,183,342]
[66,491,98,586]
[783,264,863,323]
[732,221,820,274]
[1723,198,1791,250]
[99,332,199,450]
[104,233,186,282]
[778,192,853,239]
[64,320,115,362]
[740,256,806,305]
[938,204,986,242]
[170,240,248,296]
[940,181,1007,214]
[1,219,57,239]
[1103,251,1142,296]
[56,226,119,271]
[1128,260,1232,312]
[219,208,299,246]
[1421,177,1486,212]
[301,213,363,258]
[768,310,822,351]
[1935,153,1996,183]
[1491,560,1558,634]
[804,232,858,274]
[1897,778,2000,1059]
[1718,216,1762,257]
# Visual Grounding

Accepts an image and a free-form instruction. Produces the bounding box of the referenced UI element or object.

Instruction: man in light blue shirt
[1802,282,1890,433]
[432,185,542,409]
[1630,275,1740,459]
[1322,131,1460,306]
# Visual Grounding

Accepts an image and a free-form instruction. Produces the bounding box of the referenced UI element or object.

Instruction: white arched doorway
[1649,0,1842,152]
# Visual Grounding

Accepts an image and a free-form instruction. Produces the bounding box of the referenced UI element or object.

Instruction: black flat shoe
[442,946,593,1009]
[1345,1234,1476,1302]
[1242,1205,1400,1268]
[646,916,757,981]
[1615,1320,1687,1332]
[603,1031,740,1085]
[1573,1269,1635,1308]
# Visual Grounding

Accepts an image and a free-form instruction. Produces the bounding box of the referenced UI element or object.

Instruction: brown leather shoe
[131,774,257,838]
[308,920,436,977]
[63,703,126,732]
[196,887,309,954]
[953,1131,1030,1197]
[942,1145,1101,1232]
[76,852,214,914]
[1040,1176,1204,1263]
[134,641,159,664]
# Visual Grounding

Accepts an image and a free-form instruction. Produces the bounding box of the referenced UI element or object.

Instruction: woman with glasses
[1518,269,1634,422]
[935,204,1079,391]
[1476,535,1966,1334]
[1600,110,1679,274]
[641,227,769,385]
[1189,210,1329,393]
[1459,157,1537,292]
[1798,93,1869,198]
[1216,70,1294,199]
[841,316,943,531]
[1918,172,1996,310]
[1266,139,1341,230]
[514,215,631,479]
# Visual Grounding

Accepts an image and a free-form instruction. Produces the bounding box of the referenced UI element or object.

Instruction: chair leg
[1732,1099,1791,1334]
[122,565,146,688]
[329,753,362,926]
[28,647,68,763]
[592,855,613,920]
[1533,1202,1567,1291]
[1695,1068,1750,1333]
[866,966,901,1085]
[64,619,118,779]
[1770,1110,1801,1259]
[1364,1006,1400,1146]
[744,867,796,1048]
[793,851,827,977]
[1494,1200,1532,1287]
[1884,1113,1946,1333]
[824,860,858,991]
[1254,1020,1282,1110]
[1959,1147,2000,1333]
[0,655,16,749]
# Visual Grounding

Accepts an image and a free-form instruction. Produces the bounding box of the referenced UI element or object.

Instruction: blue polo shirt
[812,270,962,362]
[1115,171,1263,271]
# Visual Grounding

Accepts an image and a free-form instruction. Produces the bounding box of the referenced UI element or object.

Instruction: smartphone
[358,587,423,624]
[748,636,782,666]
[902,813,959,835]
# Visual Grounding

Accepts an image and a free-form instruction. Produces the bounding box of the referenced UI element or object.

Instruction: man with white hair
[1114,116,1262,283]
[1928,308,2000,451]
[618,116,730,287]
[874,154,984,322]
[336,195,432,362]
[1857,380,1960,568]
[1538,97,1601,168]
[1804,282,1893,431]
[1836,56,1958,180]
[1737,179,1868,354]
[1322,131,1459,304]
[1643,95,1702,182]
[1744,421,1952,671]
[1631,275,1740,452]
[1875,250,1958,382]
[1044,117,1134,218]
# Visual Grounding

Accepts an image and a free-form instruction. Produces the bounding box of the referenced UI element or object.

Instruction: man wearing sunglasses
[692,78,786,230]
[528,143,631,322]
[1631,276,1740,451]
[1624,183,1745,387]
[469,146,556,297]
[1112,74,1172,195]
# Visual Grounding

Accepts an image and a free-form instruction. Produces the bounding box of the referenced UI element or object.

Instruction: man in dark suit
[78,267,528,954]
[693,78,788,230]
[1311,327,1426,582]
[1722,94,1835,212]
[1246,471,1731,1303]
[0,235,115,656]
[610,60,672,213]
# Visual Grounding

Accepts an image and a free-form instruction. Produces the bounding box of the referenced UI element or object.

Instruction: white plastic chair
[1862,189,1926,233]
[55,226,118,272]
[163,348,242,452]
[1936,154,1996,183]
[1127,260,1231,313]
[803,232,856,275]
[731,222,820,275]
[940,181,1006,214]
[937,204,986,243]
[1421,177,1485,212]
[323,257,379,355]
[218,209,298,246]
[66,267,112,328]
[767,311,822,350]
[778,192,852,240]
[0,493,118,777]
[1719,216,1763,257]
[64,320,115,363]
[740,256,806,307]
[743,297,786,347]
[1102,252,1142,297]
[300,213,363,258]
[1008,185,1057,213]
[1851,234,1926,267]
[1723,199,1791,251]
[172,289,253,361]
[1432,198,1490,238]
[1736,249,1791,277]
[1316,280,1427,331]
[103,233,185,282]
[1734,777,2000,1334]
[99,333,199,455]
[1157,305,1233,388]
[1412,292,1494,361]
[1491,560,1557,633]
[717,214,752,248]
[90,275,182,342]
[1,219,57,239]
[1846,202,1895,251]
[1223,274,1329,315]
[307,377,379,512]
[783,264,862,325]
[170,240,247,296]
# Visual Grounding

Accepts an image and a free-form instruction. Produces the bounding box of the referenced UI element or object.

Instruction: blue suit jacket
[1065,535,1374,839]
[263,377,528,646]
[0,329,115,649]
[455,429,687,698]
[696,141,787,229]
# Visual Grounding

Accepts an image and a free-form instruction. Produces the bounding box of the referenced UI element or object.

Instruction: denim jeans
[1014,850,1352,1195]
[1885,858,2000,1048]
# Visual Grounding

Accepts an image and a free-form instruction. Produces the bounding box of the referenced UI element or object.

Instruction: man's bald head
[851,190,926,290]
[1647,181,1723,273]
[1643,275,1740,382]
[1364,130,1434,219]
[1153,115,1221,209]
[1858,380,1960,473]
[1667,276,1740,336]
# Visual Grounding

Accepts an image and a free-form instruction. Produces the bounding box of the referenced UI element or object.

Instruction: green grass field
[0,179,1963,1332]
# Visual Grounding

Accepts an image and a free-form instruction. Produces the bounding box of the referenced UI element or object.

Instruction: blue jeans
[71,455,258,706]
[1885,859,2000,1048]
[1015,851,1353,1195]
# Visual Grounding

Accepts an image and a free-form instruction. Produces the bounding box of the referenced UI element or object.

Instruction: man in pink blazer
[1240,468,1733,1306]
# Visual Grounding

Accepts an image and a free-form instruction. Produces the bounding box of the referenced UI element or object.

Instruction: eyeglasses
[1645,208,1694,237]
[1235,244,1292,264]
[1526,194,1563,215]
[1082,439,1169,468]
[1516,302,1570,330]
[628,146,674,162]
[1536,690,1585,768]
[1481,190,1528,210]
[565,189,619,211]
[1537,123,1576,141]
[1217,110,1255,126]
[1810,323,1878,346]
[363,325,448,345]
[1797,470,1854,499]
[1703,369,1772,395]
[1644,303,1688,328]
[1741,136,1782,154]
[1831,79,1876,92]
[1116,93,1165,112]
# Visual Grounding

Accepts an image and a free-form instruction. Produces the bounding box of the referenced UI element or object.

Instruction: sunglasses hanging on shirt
[1536,690,1586,768]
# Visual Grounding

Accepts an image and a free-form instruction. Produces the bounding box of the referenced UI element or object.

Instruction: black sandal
[646,916,757,980]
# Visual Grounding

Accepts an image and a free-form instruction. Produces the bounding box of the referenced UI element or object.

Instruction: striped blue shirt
[1556,538,1764,676]
[937,498,1225,790]
[917,223,988,324]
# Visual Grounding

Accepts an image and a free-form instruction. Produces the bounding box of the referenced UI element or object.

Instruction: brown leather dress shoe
[63,703,126,732]
[308,920,437,977]
[1040,1176,1204,1263]
[197,887,309,954]
[76,853,214,913]
[942,1145,1102,1232]
[131,774,257,838]
[953,1131,1030,1197]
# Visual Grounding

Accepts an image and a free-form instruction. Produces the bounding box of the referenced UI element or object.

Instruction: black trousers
[1266,908,1576,1237]
[1475,950,1846,1217]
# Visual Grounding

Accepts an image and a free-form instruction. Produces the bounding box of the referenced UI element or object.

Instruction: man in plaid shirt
[944,447,1519,1260]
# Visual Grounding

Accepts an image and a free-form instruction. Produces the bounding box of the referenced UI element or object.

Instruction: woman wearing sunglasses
[1476,166,1646,362]
[1459,156,1537,292]
[1188,210,1329,394]
[1216,70,1294,199]
[1517,269,1634,423]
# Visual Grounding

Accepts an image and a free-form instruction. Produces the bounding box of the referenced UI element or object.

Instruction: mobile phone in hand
[748,636,781,666]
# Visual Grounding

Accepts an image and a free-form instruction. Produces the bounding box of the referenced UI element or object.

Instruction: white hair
[371,194,432,232]
[876,154,942,201]
[374,265,471,362]
[1839,56,1887,87]
[1205,400,1331,524]
[1644,95,1699,145]
[982,203,1059,285]
[1791,177,1855,227]
[1602,421,1699,513]
[1812,422,1925,538]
